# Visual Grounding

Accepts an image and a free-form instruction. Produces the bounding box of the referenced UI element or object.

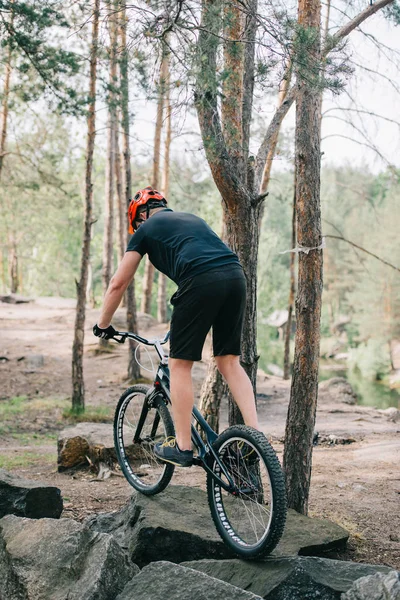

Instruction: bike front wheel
[207,425,287,559]
[114,385,175,495]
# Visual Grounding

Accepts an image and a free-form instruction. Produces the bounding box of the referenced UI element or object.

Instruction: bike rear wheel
[207,425,287,558]
[114,384,175,495]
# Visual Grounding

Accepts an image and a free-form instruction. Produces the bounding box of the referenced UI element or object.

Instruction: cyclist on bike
[93,186,259,467]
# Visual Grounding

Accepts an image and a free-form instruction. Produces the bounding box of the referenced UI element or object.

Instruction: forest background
[1,0,400,524]
[1,0,399,408]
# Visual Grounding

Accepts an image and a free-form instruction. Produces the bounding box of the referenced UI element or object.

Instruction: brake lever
[113,334,127,344]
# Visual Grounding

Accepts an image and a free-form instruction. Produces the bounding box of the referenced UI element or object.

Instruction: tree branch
[325,234,400,273]
[324,0,395,52]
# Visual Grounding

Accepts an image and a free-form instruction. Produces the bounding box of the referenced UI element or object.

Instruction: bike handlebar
[110,329,170,346]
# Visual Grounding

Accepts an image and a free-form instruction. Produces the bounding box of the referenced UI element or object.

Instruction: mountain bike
[110,329,287,559]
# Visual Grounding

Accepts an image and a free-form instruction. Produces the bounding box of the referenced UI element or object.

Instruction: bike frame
[113,330,237,492]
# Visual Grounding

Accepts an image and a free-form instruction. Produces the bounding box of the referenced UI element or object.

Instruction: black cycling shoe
[154,437,193,467]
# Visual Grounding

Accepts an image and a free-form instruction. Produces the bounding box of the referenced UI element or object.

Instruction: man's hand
[93,324,118,340]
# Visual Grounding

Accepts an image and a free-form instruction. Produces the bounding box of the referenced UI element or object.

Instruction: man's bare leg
[215,354,260,430]
[169,358,194,450]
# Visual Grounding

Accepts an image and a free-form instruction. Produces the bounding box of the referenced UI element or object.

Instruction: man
[93,186,259,467]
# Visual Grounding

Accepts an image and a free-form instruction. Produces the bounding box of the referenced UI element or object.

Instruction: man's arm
[98,251,142,328]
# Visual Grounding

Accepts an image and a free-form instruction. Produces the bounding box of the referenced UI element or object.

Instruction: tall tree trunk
[119,0,140,380]
[283,0,323,515]
[242,0,257,171]
[71,0,100,411]
[198,212,228,431]
[141,48,168,315]
[224,202,261,425]
[196,0,261,427]
[115,115,125,265]
[199,360,227,433]
[223,0,247,426]
[8,234,18,294]
[283,185,297,379]
[196,0,394,432]
[0,3,13,181]
[1,5,16,291]
[157,50,171,324]
[102,4,118,296]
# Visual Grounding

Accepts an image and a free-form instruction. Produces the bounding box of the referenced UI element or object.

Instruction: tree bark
[196,0,260,427]
[242,0,257,173]
[141,48,168,315]
[283,0,323,515]
[157,49,171,324]
[0,3,13,181]
[198,360,227,433]
[114,115,125,266]
[221,0,244,173]
[119,0,140,381]
[71,0,100,411]
[283,185,297,380]
[8,234,18,294]
[102,4,118,297]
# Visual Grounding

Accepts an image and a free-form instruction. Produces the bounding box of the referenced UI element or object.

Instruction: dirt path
[1,298,399,569]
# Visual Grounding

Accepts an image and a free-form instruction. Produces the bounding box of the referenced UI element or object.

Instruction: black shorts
[169,265,246,361]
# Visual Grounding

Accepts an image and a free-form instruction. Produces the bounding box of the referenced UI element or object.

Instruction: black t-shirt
[126,209,241,285]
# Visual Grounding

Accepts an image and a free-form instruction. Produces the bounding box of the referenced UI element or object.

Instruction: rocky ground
[0,297,399,570]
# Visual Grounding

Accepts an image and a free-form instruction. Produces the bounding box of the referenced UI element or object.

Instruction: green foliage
[384,1,400,26]
[0,114,84,297]
[1,0,83,113]
[292,24,353,94]
[348,339,391,381]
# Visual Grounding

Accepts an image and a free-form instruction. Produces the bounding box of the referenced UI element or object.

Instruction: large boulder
[319,378,357,405]
[0,514,138,600]
[85,485,233,567]
[0,469,63,519]
[183,557,394,599]
[86,485,348,567]
[116,561,263,600]
[341,570,400,600]
[276,508,348,556]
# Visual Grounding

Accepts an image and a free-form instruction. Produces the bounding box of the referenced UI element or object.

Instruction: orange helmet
[128,186,166,234]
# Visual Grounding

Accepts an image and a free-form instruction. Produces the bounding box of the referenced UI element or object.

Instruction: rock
[0,469,63,519]
[317,434,357,446]
[57,422,117,471]
[86,486,348,567]
[389,370,400,388]
[276,509,349,556]
[0,514,138,600]
[267,363,284,377]
[116,561,263,600]
[341,570,400,600]
[0,294,32,304]
[24,354,44,372]
[319,378,357,405]
[390,340,400,371]
[85,485,234,567]
[377,407,400,423]
[183,557,394,599]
